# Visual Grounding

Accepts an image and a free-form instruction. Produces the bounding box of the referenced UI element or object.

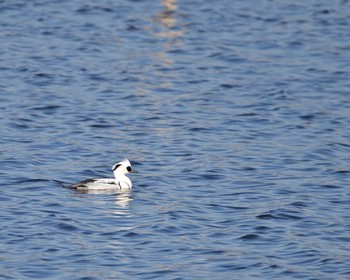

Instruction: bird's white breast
[72,178,132,190]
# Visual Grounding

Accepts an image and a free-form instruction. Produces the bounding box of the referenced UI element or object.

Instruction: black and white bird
[70,159,136,190]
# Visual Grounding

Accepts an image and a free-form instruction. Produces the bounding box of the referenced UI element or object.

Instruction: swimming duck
[70,159,136,190]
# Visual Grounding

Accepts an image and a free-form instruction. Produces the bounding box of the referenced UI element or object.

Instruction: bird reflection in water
[73,188,133,208]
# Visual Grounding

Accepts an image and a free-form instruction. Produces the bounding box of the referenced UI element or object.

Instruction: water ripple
[1,0,350,279]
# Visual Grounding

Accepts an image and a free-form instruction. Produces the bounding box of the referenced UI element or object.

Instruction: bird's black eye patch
[113,164,121,171]
[126,166,132,172]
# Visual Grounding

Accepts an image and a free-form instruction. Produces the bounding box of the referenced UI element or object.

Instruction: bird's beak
[130,169,138,173]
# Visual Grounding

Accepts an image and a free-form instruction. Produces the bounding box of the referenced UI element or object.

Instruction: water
[1,0,350,279]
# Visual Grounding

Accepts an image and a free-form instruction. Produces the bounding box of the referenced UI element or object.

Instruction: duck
[70,159,136,190]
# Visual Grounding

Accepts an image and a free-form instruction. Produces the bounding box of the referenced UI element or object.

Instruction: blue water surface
[1,0,350,279]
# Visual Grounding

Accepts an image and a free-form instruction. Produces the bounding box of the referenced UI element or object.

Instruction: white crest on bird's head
[112,158,133,174]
